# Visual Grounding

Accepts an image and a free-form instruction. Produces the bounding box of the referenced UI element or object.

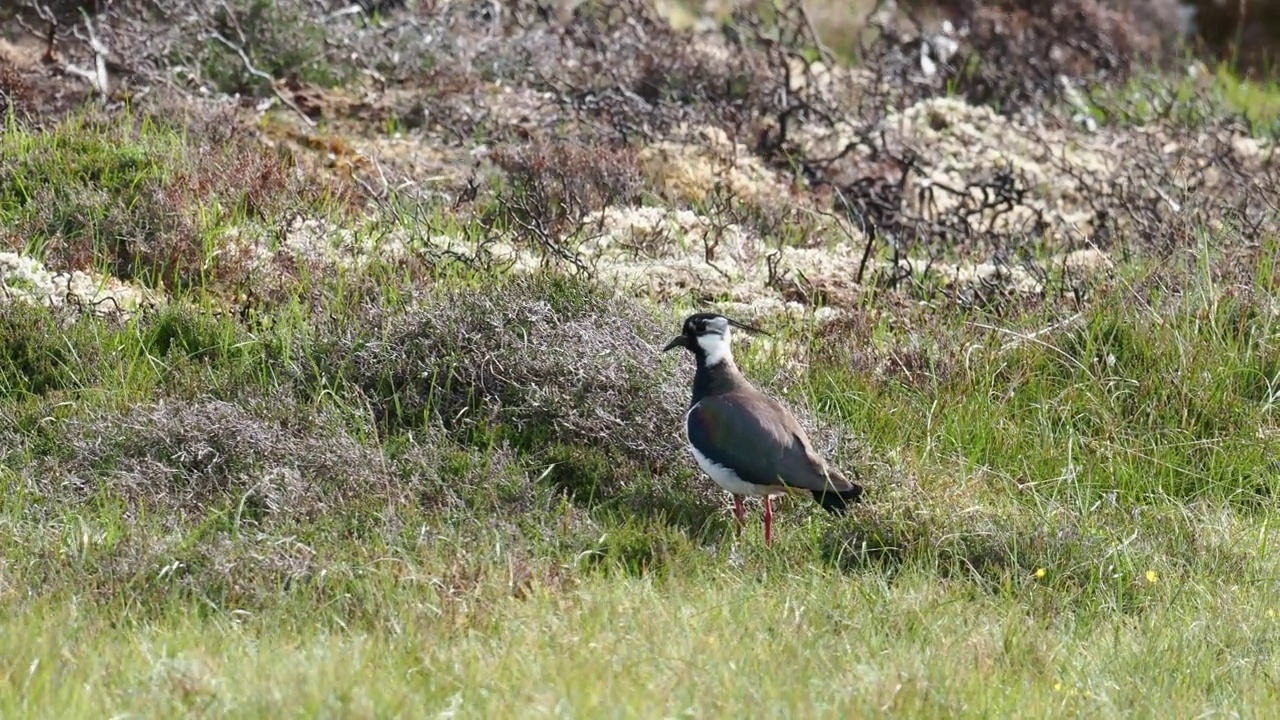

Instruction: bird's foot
[763,497,774,546]
[732,495,746,537]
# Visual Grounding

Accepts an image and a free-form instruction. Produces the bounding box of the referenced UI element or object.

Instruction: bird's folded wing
[687,393,838,493]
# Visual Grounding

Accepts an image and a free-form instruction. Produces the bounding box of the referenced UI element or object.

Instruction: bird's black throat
[688,344,743,408]
[690,353,714,408]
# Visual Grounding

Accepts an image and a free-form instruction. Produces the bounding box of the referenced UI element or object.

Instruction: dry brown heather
[2,0,1270,319]
[2,0,1280,716]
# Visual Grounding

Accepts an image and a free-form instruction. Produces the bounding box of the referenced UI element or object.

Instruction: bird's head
[662,312,768,366]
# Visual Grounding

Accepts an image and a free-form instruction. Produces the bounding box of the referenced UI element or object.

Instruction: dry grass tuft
[344,274,690,475]
[46,392,396,520]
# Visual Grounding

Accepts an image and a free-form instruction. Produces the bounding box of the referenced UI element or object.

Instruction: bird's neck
[691,353,749,406]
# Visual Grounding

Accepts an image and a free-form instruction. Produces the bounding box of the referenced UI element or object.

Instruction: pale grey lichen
[0,252,162,316]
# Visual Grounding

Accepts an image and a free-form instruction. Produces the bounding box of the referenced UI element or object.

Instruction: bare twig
[61,10,111,95]
[208,30,317,127]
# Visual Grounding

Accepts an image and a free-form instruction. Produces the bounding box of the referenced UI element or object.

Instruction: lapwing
[663,312,864,544]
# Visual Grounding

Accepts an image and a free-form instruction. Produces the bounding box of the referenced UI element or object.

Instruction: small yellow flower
[1145,570,1158,584]
[1035,567,1046,579]
[1054,682,1063,692]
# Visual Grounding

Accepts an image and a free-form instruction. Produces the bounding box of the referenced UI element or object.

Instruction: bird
[662,312,864,545]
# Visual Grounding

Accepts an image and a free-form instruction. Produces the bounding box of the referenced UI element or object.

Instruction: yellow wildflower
[1145,570,1158,584]
[1035,567,1046,579]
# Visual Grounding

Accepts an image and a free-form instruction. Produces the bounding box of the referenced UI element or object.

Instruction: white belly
[688,443,777,497]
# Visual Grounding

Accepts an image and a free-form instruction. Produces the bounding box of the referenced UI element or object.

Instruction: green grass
[3,242,1278,716]
[0,109,350,294]
[1063,51,1280,134]
[3,31,1280,719]
[6,559,1276,718]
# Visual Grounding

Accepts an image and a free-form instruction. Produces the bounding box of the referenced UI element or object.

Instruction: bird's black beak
[662,335,689,352]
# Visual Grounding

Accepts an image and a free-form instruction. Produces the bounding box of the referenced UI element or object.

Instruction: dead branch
[207,29,317,127]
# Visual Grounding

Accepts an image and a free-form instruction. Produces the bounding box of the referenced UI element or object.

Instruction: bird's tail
[811,467,864,514]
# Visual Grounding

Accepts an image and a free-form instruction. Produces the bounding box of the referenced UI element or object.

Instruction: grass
[0,108,353,296]
[3,229,1278,716]
[6,562,1276,717]
[2,6,1280,717]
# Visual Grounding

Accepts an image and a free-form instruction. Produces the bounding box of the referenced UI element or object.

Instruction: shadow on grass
[536,442,731,544]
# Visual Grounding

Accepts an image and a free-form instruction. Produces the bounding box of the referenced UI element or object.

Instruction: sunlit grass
[4,226,1279,715]
[2,26,1280,720]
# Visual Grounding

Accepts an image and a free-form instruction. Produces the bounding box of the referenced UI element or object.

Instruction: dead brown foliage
[0,57,35,119]
[863,0,1174,115]
[481,139,644,269]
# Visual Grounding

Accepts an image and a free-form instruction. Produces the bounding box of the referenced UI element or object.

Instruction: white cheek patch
[695,331,732,366]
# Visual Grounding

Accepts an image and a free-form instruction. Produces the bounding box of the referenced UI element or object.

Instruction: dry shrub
[723,0,1274,303]
[8,0,463,122]
[511,0,781,144]
[487,139,645,260]
[443,0,1272,295]
[875,0,1173,114]
[49,393,396,520]
[344,273,690,480]
[0,57,33,120]
[964,0,1154,108]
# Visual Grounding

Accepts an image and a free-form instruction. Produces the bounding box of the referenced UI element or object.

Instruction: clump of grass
[340,272,689,473]
[789,264,1280,514]
[819,482,1251,618]
[0,109,353,294]
[49,393,391,519]
[0,302,100,399]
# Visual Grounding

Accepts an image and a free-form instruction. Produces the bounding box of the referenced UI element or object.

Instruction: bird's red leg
[763,497,773,545]
[733,495,746,537]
